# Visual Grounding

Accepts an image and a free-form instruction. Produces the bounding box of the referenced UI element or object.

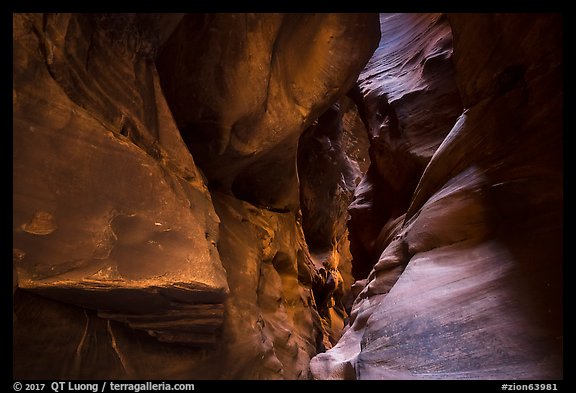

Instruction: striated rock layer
[310,13,562,380]
[15,11,562,381]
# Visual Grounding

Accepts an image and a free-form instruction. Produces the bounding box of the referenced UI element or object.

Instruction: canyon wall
[310,13,563,380]
[13,12,562,380]
[13,13,380,379]
[347,13,462,279]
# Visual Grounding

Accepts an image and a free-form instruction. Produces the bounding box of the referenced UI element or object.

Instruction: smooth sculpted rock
[311,13,562,380]
[156,12,380,360]
[13,13,228,351]
[157,13,380,211]
[347,13,463,279]
[13,13,382,379]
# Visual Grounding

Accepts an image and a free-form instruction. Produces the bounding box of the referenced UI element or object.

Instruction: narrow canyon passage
[13,13,562,380]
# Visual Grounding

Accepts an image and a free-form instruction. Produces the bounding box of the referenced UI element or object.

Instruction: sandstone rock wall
[157,13,380,211]
[13,12,380,379]
[13,12,562,381]
[156,12,380,364]
[296,96,371,349]
[310,13,563,380]
[347,13,462,279]
[13,13,229,349]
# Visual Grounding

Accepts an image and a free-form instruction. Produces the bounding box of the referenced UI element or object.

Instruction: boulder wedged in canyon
[310,13,562,380]
[157,13,380,211]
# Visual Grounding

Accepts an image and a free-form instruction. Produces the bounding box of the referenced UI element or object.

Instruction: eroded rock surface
[297,96,371,347]
[347,13,463,279]
[14,11,562,381]
[156,12,380,357]
[13,13,228,350]
[211,192,322,379]
[157,13,380,211]
[13,12,381,379]
[310,13,562,380]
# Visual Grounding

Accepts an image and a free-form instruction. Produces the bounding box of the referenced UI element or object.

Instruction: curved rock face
[347,13,463,279]
[13,12,381,379]
[13,13,228,348]
[156,12,380,364]
[310,13,562,380]
[157,13,380,211]
[14,12,562,381]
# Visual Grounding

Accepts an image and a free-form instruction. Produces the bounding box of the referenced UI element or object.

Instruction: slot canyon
[13,13,563,380]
